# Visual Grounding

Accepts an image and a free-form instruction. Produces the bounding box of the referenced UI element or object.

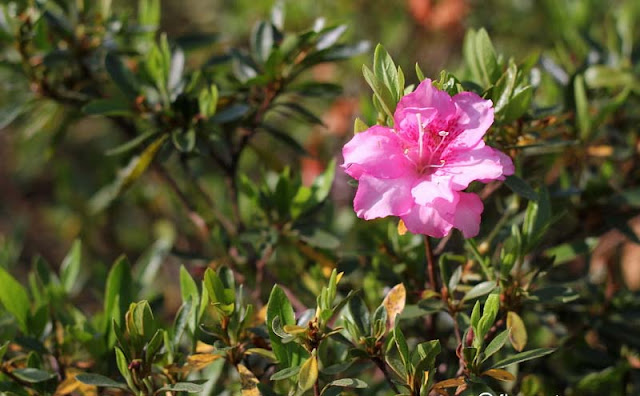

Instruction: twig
[424,235,438,291]
[373,357,401,394]
[154,165,210,240]
[251,244,274,302]
[179,157,237,236]
[313,379,321,396]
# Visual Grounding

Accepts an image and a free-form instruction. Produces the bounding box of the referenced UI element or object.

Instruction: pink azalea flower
[342,79,514,238]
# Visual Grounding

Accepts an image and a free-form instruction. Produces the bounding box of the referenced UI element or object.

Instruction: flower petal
[449,92,494,149]
[342,125,411,179]
[400,193,458,237]
[395,79,455,126]
[453,192,484,238]
[353,174,415,220]
[411,176,455,205]
[440,142,509,190]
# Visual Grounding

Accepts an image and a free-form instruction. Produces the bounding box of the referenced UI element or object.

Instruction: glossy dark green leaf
[504,175,538,201]
[259,123,308,155]
[12,368,55,383]
[211,104,249,123]
[490,348,555,369]
[348,295,370,337]
[105,52,139,99]
[83,99,132,116]
[175,32,219,51]
[76,373,128,390]
[156,382,204,393]
[270,366,300,381]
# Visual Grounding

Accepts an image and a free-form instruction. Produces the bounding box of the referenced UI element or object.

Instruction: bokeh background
[1,0,639,310]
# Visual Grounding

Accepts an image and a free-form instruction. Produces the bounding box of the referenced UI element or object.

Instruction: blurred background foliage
[1,0,640,395]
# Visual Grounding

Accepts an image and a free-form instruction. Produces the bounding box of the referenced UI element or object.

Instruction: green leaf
[277,102,325,126]
[348,295,370,337]
[179,266,199,305]
[103,256,133,344]
[251,21,274,64]
[353,117,369,134]
[316,25,348,50]
[464,28,500,87]
[171,128,196,152]
[323,378,367,392]
[298,356,318,392]
[211,104,250,123]
[259,123,308,155]
[156,382,204,393]
[105,52,139,99]
[266,285,307,368]
[393,326,410,368]
[106,131,159,157]
[490,348,555,369]
[502,85,532,123]
[362,64,395,121]
[83,99,132,117]
[0,266,30,333]
[574,74,591,140]
[415,63,425,81]
[76,373,128,390]
[270,366,300,381]
[493,62,517,115]
[0,341,9,361]
[59,239,81,295]
[175,32,219,51]
[203,268,234,315]
[482,329,510,363]
[89,135,167,214]
[463,281,497,302]
[584,66,635,89]
[115,347,135,390]
[373,44,400,102]
[504,175,538,201]
[12,368,55,383]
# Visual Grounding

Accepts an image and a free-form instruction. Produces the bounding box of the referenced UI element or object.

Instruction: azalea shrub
[1,0,640,395]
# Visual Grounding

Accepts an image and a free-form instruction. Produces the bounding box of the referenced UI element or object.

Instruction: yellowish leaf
[433,376,466,389]
[237,364,260,396]
[507,311,527,352]
[586,145,613,157]
[298,356,319,392]
[398,219,407,235]
[482,368,516,381]
[283,324,307,335]
[55,369,97,396]
[182,353,223,372]
[195,341,214,353]
[383,283,406,329]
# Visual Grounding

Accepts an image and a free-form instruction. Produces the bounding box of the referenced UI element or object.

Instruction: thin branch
[424,235,438,292]
[373,357,401,394]
[154,164,210,240]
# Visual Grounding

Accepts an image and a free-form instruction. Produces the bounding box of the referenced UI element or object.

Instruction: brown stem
[424,235,438,291]
[373,357,401,394]
[313,379,321,396]
[154,165,210,240]
[179,157,237,236]
[251,244,274,302]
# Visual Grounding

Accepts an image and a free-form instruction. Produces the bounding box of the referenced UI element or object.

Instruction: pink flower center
[404,113,452,175]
